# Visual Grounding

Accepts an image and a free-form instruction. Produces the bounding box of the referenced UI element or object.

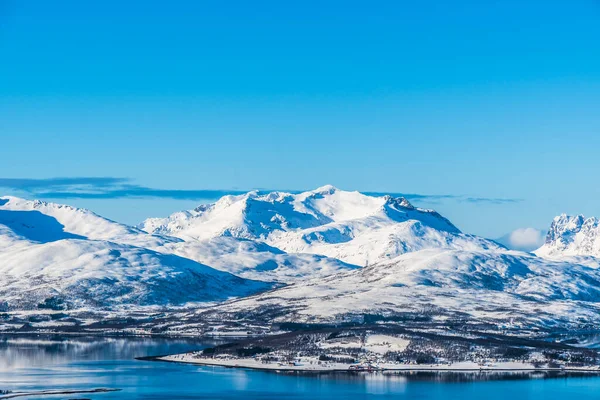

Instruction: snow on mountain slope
[157,237,357,282]
[140,186,502,265]
[0,196,175,248]
[207,248,600,329]
[0,238,272,311]
[535,214,600,258]
[267,218,499,266]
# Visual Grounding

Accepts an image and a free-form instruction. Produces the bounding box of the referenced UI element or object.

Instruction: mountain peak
[139,186,493,265]
[383,195,414,210]
[311,184,339,195]
[535,213,600,257]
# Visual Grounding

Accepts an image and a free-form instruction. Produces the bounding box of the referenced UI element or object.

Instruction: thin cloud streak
[0,177,522,204]
[39,187,250,200]
[0,177,129,190]
[463,197,523,205]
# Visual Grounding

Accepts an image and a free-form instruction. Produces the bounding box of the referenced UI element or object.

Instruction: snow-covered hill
[140,186,502,265]
[0,239,272,310]
[203,248,600,329]
[535,214,600,258]
[0,196,273,310]
[0,196,173,248]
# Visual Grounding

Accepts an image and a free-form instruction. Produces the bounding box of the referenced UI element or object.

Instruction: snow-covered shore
[157,354,600,373]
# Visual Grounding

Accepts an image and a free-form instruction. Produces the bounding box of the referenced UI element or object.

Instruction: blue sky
[1,0,599,238]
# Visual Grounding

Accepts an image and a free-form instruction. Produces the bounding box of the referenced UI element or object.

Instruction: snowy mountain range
[140,185,501,266]
[2,187,600,332]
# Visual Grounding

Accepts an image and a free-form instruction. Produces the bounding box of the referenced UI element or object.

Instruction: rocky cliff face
[535,214,600,257]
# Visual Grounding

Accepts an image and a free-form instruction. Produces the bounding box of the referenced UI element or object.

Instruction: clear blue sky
[1,0,599,237]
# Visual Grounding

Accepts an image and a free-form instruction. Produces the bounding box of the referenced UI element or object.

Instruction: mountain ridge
[3,188,600,334]
[140,185,502,266]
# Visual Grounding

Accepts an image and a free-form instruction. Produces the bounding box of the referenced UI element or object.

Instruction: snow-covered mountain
[0,195,355,285]
[140,185,502,266]
[5,189,600,334]
[0,196,272,311]
[535,214,600,258]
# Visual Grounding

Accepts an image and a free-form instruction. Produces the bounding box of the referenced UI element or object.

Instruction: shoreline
[0,330,256,340]
[0,388,120,399]
[6,331,600,375]
[144,354,600,374]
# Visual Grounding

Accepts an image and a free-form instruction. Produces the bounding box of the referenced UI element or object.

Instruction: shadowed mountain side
[0,210,86,243]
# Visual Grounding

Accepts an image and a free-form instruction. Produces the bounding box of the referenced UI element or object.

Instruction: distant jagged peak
[535,213,600,257]
[546,213,599,240]
[551,213,598,229]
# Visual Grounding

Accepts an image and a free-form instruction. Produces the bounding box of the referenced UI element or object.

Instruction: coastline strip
[145,354,600,374]
[0,388,120,399]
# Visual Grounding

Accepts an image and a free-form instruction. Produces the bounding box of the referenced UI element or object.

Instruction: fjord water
[1,336,600,399]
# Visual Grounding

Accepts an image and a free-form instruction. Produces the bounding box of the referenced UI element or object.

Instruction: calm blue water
[1,335,600,399]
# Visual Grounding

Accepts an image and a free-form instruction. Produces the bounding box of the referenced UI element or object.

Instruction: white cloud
[496,228,546,252]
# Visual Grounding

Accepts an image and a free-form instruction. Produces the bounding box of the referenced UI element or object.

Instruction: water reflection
[363,372,407,395]
[1,335,600,399]
[0,335,209,370]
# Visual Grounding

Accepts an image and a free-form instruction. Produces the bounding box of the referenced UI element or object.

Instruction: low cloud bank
[496,227,547,252]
